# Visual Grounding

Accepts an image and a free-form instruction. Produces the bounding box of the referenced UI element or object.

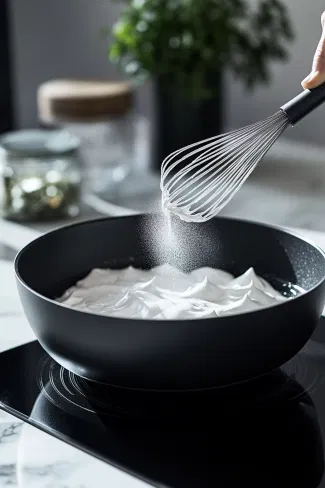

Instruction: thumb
[302,12,325,89]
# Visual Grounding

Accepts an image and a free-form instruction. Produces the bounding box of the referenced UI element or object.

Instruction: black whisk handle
[280,82,325,125]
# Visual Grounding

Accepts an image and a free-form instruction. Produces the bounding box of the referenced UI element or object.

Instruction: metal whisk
[161,83,325,222]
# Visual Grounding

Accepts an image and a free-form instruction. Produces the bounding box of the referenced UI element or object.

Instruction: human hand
[302,12,325,89]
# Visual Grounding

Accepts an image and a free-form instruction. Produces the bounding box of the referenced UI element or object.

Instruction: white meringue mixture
[58,264,288,320]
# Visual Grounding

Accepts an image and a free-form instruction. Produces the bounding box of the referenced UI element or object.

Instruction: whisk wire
[168,115,281,207]
[161,110,290,222]
[204,117,289,219]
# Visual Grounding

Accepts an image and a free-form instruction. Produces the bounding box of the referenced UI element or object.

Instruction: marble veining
[18,423,151,488]
[0,412,22,486]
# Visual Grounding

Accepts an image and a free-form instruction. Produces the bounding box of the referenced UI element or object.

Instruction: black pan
[14,215,325,390]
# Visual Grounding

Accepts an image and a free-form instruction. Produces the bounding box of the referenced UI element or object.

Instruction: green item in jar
[3,170,80,221]
[0,129,81,222]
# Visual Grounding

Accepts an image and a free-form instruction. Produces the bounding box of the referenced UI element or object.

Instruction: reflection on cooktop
[37,349,319,420]
[0,331,325,487]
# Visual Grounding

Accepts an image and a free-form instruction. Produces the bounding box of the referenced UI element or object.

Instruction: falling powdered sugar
[142,208,217,275]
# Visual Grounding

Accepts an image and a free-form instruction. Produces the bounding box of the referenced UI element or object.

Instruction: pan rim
[14,214,325,323]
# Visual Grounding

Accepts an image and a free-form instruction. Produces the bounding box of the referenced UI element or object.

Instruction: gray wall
[8,0,325,146]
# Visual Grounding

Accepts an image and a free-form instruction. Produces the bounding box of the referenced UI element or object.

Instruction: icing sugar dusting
[142,206,218,275]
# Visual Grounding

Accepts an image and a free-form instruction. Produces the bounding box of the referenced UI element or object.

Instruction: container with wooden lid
[38,79,135,194]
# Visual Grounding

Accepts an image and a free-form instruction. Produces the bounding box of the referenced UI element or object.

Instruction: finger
[302,12,325,89]
[302,34,325,88]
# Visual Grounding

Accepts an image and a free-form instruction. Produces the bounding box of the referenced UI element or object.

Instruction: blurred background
[1,0,325,235]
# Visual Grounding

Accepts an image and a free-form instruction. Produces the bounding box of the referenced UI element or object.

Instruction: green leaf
[108,0,294,99]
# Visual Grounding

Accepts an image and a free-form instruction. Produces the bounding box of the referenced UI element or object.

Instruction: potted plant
[109,0,293,171]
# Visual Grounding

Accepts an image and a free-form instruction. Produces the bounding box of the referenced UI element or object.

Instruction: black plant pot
[150,75,223,172]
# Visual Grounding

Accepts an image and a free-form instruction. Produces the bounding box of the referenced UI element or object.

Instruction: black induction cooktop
[1,321,325,488]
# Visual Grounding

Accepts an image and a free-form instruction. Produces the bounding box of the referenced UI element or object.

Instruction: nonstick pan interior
[15,215,325,390]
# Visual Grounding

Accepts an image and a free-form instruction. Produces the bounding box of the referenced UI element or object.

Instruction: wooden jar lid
[38,79,133,124]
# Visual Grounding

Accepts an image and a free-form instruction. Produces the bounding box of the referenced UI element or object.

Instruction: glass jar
[0,129,81,222]
[38,80,135,196]
[63,113,134,195]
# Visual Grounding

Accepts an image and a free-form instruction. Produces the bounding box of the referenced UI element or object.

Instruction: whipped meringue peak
[58,264,299,320]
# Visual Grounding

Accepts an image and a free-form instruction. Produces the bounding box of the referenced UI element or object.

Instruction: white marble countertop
[2,183,325,486]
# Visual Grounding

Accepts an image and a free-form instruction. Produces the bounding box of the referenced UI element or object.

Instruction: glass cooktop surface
[1,320,325,487]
